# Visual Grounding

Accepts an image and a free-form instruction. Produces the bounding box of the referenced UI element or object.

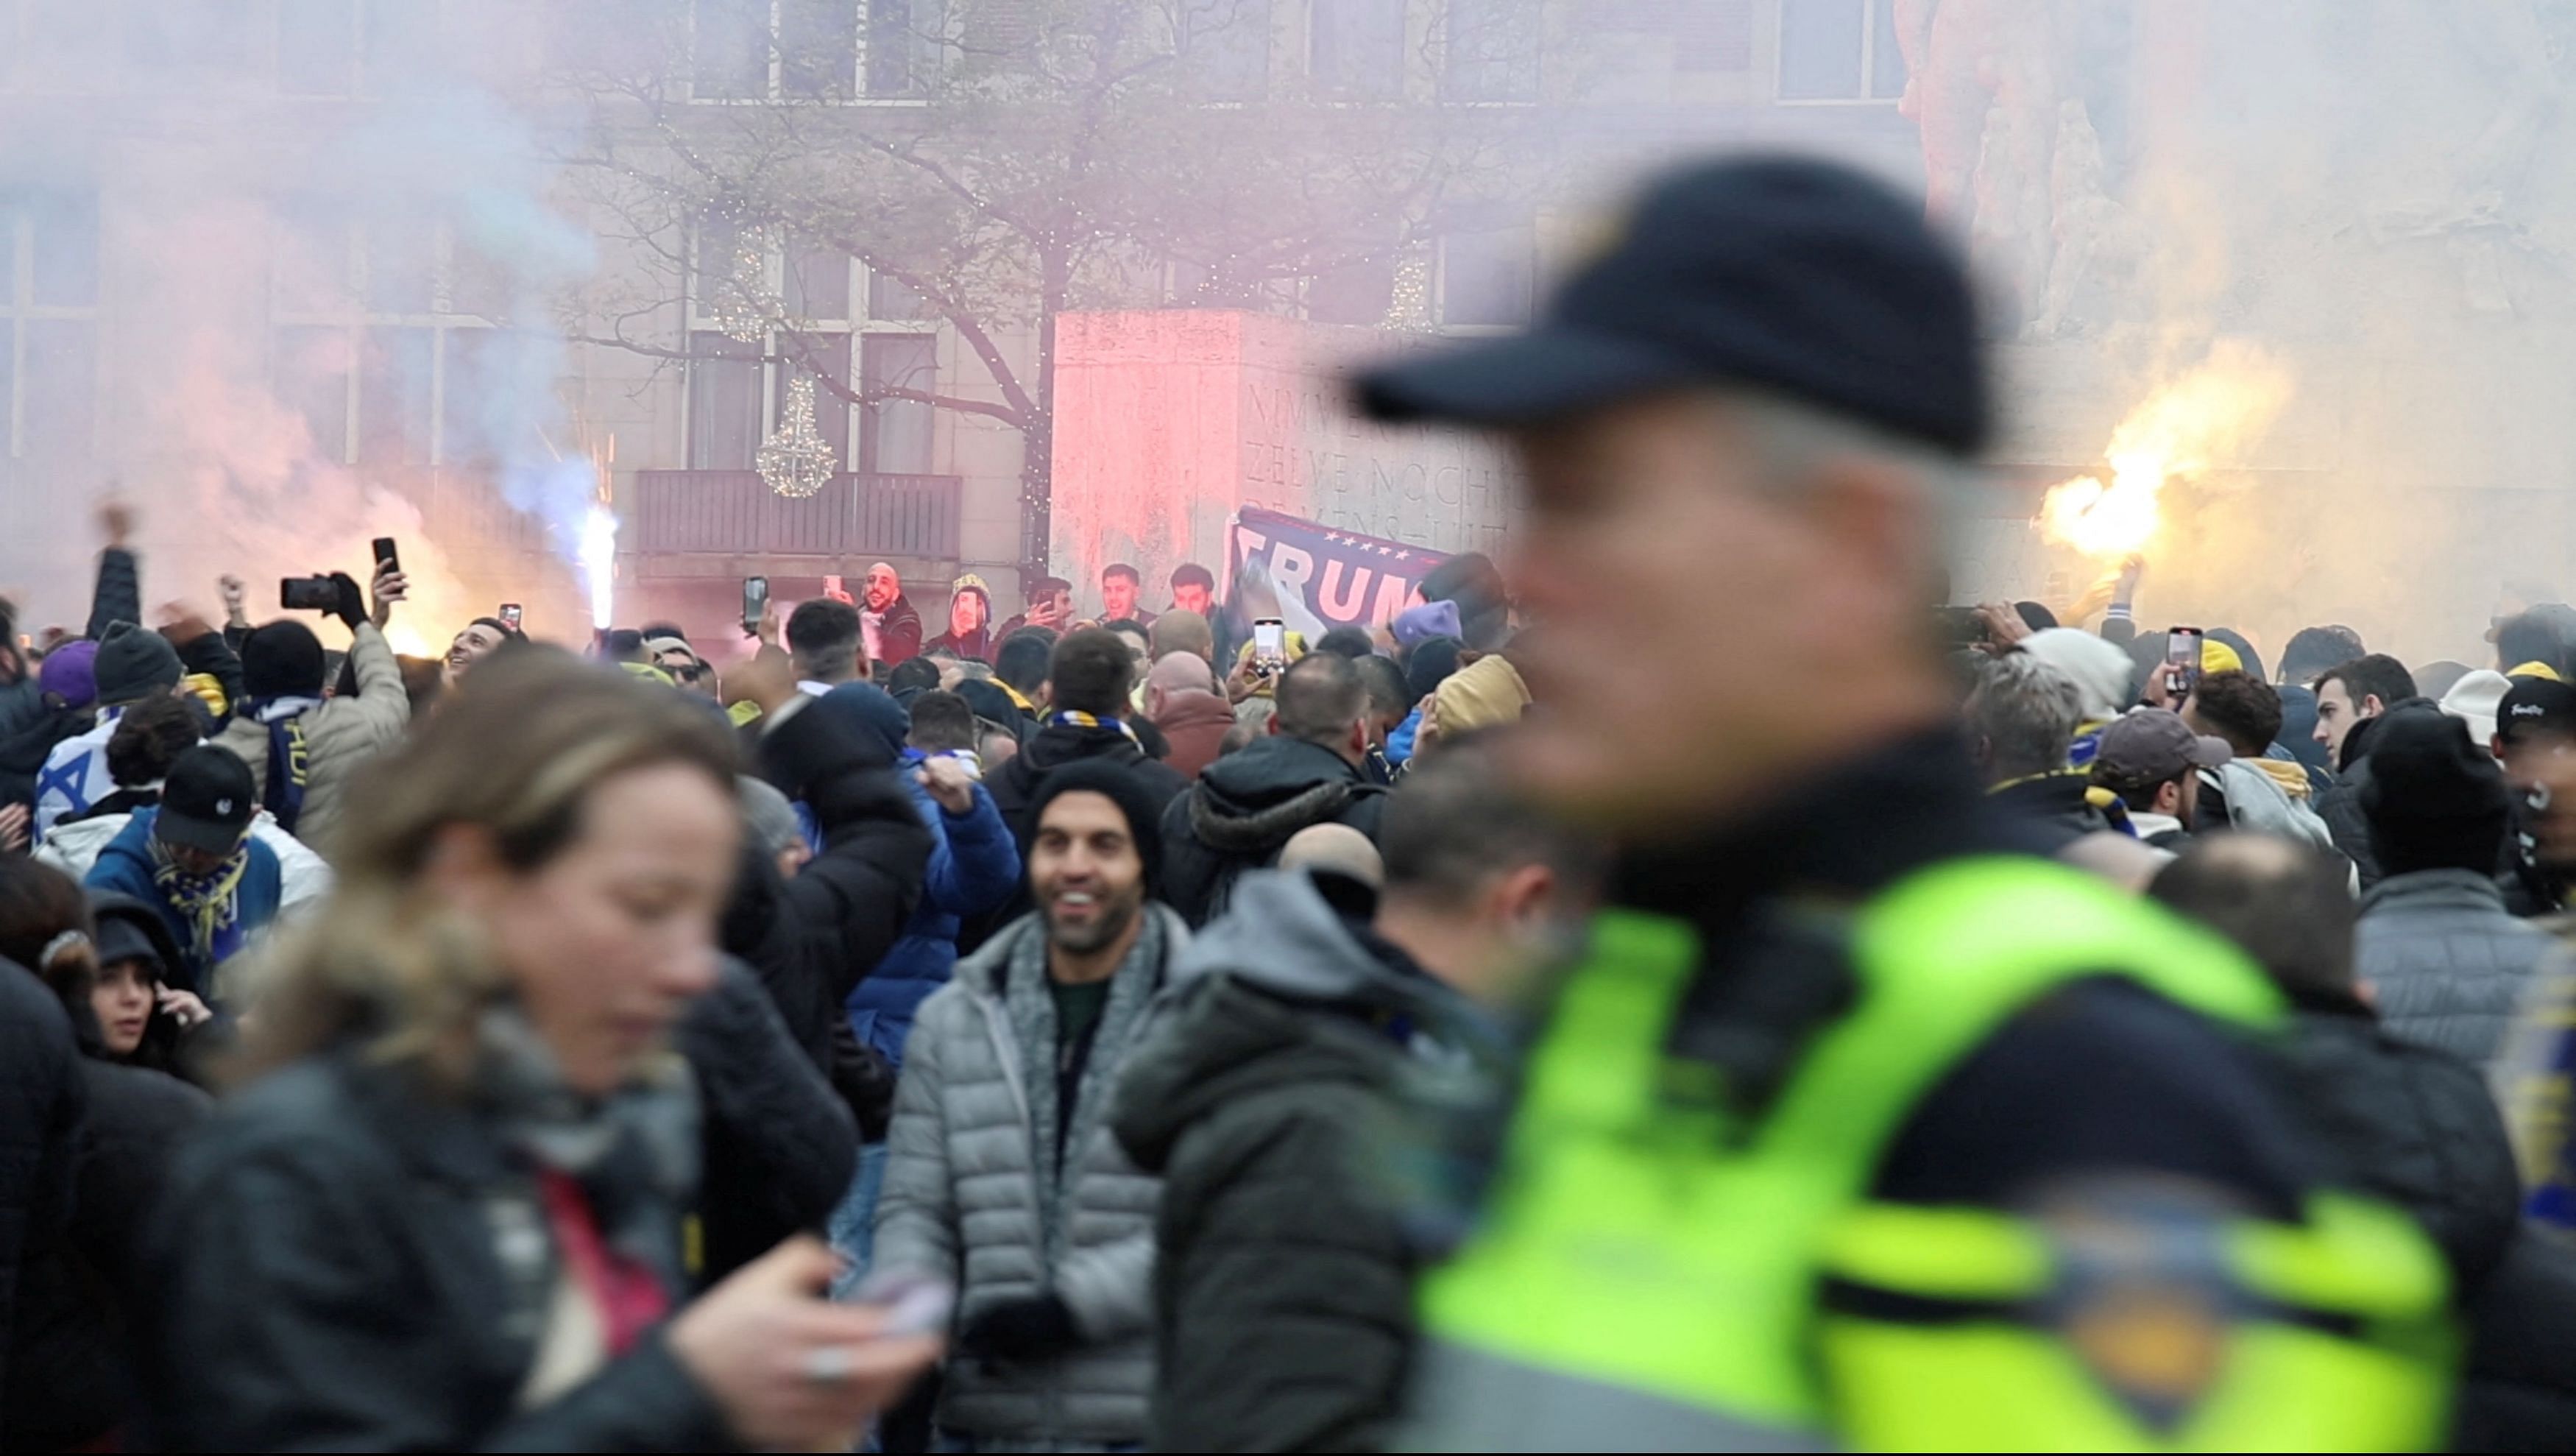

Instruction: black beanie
[1024,760,1165,894]
[242,621,327,700]
[93,622,184,707]
[2361,707,2509,876]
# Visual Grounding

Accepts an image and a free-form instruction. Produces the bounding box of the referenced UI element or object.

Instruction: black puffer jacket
[0,963,83,1441]
[2273,993,2520,1290]
[1158,738,1387,927]
[139,1051,733,1452]
[724,699,932,1069]
[678,961,859,1284]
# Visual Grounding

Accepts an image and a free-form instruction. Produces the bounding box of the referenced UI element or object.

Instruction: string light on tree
[759,374,835,499]
[709,222,779,344]
[1384,243,1436,333]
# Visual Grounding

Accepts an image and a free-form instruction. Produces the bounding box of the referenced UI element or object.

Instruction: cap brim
[1354,328,1704,426]
[2187,735,2234,769]
[155,811,248,855]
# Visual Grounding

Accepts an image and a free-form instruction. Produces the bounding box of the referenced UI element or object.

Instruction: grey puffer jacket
[2357,869,2567,1065]
[873,908,1188,1445]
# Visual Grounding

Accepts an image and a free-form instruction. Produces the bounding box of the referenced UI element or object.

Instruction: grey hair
[1723,389,1984,564]
[1967,651,2084,781]
[737,776,804,858]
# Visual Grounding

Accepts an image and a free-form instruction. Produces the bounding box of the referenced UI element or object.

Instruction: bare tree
[550,0,1560,589]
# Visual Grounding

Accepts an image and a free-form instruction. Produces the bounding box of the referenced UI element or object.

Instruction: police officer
[1357,158,2449,1451]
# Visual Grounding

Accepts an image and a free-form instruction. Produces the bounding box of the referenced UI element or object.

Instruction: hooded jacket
[85,810,286,1001]
[41,806,332,916]
[1113,871,1498,1453]
[1150,688,1236,782]
[211,621,409,858]
[2357,868,2566,1066]
[3,945,210,1452]
[2207,758,2337,851]
[0,962,83,1443]
[1159,736,1388,928]
[871,908,1188,1444]
[722,699,933,1070]
[843,752,1022,1069]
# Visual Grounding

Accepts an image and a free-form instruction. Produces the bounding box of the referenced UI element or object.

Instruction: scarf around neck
[1049,709,1139,744]
[149,824,250,978]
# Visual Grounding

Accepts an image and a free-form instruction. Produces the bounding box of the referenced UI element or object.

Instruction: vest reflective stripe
[1415,856,2453,1451]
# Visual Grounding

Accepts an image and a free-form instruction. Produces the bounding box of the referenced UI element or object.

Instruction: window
[686,225,944,474]
[1442,0,1538,102]
[1,190,99,463]
[776,332,852,468]
[1778,0,1903,102]
[1438,212,1533,328]
[1309,0,1402,99]
[860,333,935,474]
[692,0,771,99]
[780,0,857,98]
[270,204,509,468]
[1181,0,1269,101]
[693,0,925,100]
[689,331,762,467]
[1306,252,1395,325]
[864,0,938,97]
[1678,0,1754,73]
[867,266,930,320]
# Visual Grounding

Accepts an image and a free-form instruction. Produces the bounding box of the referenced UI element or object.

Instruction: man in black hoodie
[2311,653,2423,889]
[986,627,1188,845]
[1160,650,1388,927]
[1115,748,1594,1452]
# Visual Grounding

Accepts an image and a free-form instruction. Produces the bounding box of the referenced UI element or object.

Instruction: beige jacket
[213,622,411,859]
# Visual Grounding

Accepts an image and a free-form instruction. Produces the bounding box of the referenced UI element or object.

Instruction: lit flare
[2036,341,2295,560]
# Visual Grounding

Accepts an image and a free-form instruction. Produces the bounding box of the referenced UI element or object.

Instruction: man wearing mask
[874,763,1183,1453]
[860,562,924,668]
[1355,156,2449,1451]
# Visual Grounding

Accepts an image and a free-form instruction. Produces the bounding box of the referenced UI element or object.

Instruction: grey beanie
[93,623,184,707]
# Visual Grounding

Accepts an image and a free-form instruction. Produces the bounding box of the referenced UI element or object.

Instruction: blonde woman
[142,649,938,1451]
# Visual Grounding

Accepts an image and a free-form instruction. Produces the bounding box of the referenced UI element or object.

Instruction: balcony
[628,470,963,576]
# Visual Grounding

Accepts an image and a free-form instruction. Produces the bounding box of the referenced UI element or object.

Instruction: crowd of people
[6,152,2576,1452]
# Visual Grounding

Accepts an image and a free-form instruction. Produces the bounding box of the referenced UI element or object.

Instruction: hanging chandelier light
[759,374,835,499]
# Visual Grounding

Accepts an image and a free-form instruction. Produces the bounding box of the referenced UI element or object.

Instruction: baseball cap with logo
[155,745,257,855]
[2093,709,2232,791]
[2497,676,2576,747]
[1356,155,1987,454]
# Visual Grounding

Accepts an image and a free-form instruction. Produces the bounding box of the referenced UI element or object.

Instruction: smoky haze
[1963,1,2576,671]
[8,3,2569,672]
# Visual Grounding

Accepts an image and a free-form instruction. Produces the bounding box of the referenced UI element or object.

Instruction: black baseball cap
[1355,155,1989,454]
[155,746,256,855]
[2498,677,2576,746]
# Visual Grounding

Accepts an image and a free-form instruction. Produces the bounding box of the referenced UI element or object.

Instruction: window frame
[1,188,102,464]
[1773,0,1905,107]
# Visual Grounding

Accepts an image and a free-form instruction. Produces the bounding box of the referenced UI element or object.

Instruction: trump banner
[1226,506,1449,632]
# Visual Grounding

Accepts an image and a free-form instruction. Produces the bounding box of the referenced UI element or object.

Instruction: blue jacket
[845,752,1020,1067]
[84,810,284,1000]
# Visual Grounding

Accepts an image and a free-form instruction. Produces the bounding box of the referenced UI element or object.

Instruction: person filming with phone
[209,549,411,858]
